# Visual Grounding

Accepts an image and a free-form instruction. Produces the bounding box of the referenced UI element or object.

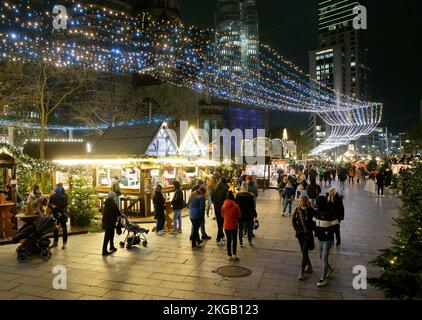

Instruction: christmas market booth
[31,123,219,217]
[0,148,17,241]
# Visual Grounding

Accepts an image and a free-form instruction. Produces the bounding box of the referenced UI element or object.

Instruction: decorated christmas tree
[68,176,98,227]
[369,163,422,299]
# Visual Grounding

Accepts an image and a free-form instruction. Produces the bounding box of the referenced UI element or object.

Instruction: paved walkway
[0,181,400,300]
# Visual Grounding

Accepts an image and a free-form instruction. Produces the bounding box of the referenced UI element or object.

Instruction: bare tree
[1,61,87,159]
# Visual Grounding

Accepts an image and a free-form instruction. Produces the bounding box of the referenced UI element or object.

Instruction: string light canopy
[0,1,383,155]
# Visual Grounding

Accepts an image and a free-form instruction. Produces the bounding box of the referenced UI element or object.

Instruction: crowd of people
[151,174,259,262]
[17,159,403,287]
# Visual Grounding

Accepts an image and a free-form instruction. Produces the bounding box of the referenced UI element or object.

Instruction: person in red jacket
[221,191,241,261]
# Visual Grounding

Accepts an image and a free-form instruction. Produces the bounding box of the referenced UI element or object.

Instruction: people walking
[292,196,315,281]
[49,185,68,249]
[212,177,229,245]
[206,175,217,217]
[376,169,386,197]
[306,178,321,207]
[246,176,259,203]
[338,166,347,193]
[235,182,257,247]
[313,196,339,287]
[221,191,241,261]
[101,191,121,256]
[153,185,166,235]
[198,186,211,240]
[188,186,205,249]
[282,179,295,217]
[171,181,184,234]
[348,167,355,185]
[327,187,344,246]
[111,176,121,208]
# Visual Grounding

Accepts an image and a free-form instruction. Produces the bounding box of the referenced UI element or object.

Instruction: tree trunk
[39,123,46,160]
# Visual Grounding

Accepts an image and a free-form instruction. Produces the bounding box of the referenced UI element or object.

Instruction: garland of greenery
[0,142,55,173]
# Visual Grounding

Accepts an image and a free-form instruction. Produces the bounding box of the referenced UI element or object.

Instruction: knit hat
[55,186,62,195]
[246,175,253,181]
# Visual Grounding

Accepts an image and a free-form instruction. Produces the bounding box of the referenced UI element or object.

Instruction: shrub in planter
[68,176,98,227]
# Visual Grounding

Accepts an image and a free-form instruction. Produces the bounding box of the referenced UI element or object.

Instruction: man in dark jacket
[49,186,68,249]
[313,196,338,287]
[153,185,166,235]
[376,169,386,196]
[338,167,347,193]
[102,191,121,256]
[211,177,229,245]
[171,181,184,233]
[235,182,257,247]
[327,187,344,246]
[292,196,316,280]
[306,178,321,207]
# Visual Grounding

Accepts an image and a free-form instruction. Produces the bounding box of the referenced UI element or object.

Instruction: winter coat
[328,193,345,221]
[338,169,347,181]
[247,181,259,199]
[48,193,68,222]
[188,191,205,220]
[171,188,184,210]
[102,198,121,230]
[221,199,241,230]
[283,185,295,199]
[292,206,315,237]
[376,172,385,186]
[313,208,339,241]
[307,183,321,199]
[235,192,257,222]
[211,182,229,213]
[153,191,166,216]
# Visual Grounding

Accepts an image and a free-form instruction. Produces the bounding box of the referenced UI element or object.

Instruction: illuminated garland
[0,0,383,155]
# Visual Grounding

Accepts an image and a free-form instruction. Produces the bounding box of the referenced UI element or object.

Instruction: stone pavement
[0,181,400,300]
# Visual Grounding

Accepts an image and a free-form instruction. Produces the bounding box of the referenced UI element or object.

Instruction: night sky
[181,0,422,133]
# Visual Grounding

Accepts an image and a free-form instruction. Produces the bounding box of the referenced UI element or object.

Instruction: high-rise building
[214,0,266,155]
[215,0,259,77]
[308,0,370,149]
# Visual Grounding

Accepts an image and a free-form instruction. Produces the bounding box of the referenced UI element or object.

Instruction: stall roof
[91,124,163,157]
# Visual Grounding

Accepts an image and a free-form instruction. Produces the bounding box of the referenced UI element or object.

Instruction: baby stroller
[13,215,56,263]
[118,214,149,250]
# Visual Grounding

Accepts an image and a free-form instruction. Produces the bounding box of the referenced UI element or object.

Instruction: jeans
[215,208,225,242]
[334,224,341,244]
[102,228,115,253]
[53,219,68,243]
[340,180,345,192]
[318,240,333,279]
[190,218,202,247]
[173,209,182,231]
[156,211,165,232]
[283,196,293,214]
[225,229,238,256]
[297,234,312,271]
[206,195,213,216]
[239,221,253,245]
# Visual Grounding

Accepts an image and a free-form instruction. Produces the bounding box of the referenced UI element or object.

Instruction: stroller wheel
[119,241,125,248]
[142,240,148,247]
[126,243,133,250]
[17,252,27,263]
[40,250,52,261]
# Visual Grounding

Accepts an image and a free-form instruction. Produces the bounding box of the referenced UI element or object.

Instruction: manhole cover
[216,266,252,278]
